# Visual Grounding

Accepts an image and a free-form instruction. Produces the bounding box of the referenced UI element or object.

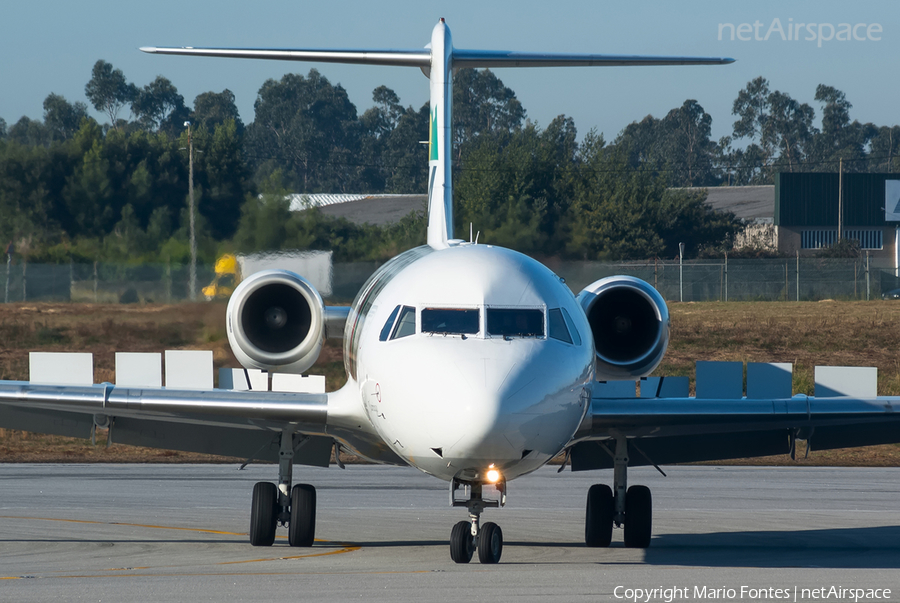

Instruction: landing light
[485,466,501,484]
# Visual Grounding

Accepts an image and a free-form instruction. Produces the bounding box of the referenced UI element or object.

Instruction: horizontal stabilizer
[140,46,431,67]
[451,50,734,68]
[139,47,733,69]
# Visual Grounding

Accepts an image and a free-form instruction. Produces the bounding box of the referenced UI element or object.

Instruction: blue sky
[1,0,896,142]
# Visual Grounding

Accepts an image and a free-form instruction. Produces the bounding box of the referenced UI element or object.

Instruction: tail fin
[425,19,453,248]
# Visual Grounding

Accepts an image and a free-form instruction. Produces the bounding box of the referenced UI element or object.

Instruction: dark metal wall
[775,172,898,227]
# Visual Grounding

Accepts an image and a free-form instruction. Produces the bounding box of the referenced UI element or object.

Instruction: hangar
[775,172,900,269]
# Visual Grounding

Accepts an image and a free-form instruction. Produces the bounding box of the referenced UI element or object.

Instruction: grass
[660,300,900,396]
[2,299,900,465]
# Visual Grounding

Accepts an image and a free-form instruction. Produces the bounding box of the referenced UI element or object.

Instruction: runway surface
[1,463,898,602]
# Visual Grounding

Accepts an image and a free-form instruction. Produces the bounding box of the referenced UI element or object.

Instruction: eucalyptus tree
[811,85,875,172]
[84,60,137,130]
[131,75,189,133]
[192,89,243,134]
[42,93,89,141]
[245,69,361,192]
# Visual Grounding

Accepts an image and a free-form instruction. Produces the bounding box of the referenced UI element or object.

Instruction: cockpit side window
[561,307,582,346]
[379,305,401,341]
[548,308,572,344]
[487,308,544,338]
[390,306,417,339]
[421,308,479,335]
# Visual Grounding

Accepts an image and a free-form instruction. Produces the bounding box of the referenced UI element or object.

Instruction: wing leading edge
[0,381,334,465]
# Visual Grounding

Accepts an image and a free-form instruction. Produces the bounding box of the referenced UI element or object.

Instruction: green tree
[381,103,429,193]
[195,119,249,239]
[62,139,114,236]
[661,100,719,187]
[811,85,875,172]
[728,77,775,183]
[84,60,137,129]
[869,125,900,172]
[570,146,737,260]
[456,116,580,255]
[0,141,63,242]
[233,172,292,251]
[453,68,525,152]
[360,86,403,139]
[764,90,815,173]
[358,86,405,191]
[246,69,361,192]
[132,76,189,133]
[7,117,51,147]
[357,87,429,193]
[192,89,243,134]
[726,77,817,182]
[42,93,89,141]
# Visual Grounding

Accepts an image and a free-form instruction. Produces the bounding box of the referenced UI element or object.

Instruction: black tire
[249,482,278,547]
[585,484,614,547]
[289,484,317,547]
[623,485,652,548]
[450,520,474,563]
[477,522,503,564]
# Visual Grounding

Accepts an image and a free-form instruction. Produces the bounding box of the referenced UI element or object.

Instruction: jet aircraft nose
[370,338,588,481]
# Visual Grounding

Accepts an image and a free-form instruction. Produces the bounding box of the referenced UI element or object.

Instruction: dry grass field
[1,300,899,465]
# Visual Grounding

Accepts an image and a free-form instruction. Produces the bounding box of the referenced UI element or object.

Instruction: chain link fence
[2,255,897,304]
[551,256,897,302]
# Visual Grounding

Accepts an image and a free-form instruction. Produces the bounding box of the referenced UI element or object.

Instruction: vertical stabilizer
[426,19,454,249]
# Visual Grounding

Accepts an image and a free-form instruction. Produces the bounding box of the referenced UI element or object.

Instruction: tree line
[0,60,897,265]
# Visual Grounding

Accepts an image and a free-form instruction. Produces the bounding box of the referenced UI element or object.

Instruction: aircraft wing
[571,393,900,470]
[0,381,336,465]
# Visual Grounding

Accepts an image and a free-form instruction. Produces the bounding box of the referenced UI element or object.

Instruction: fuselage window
[487,308,544,338]
[379,305,401,341]
[548,308,572,344]
[390,306,417,339]
[421,308,479,335]
[561,307,582,346]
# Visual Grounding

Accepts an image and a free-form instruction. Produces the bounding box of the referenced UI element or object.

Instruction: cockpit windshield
[487,308,544,338]
[421,308,480,335]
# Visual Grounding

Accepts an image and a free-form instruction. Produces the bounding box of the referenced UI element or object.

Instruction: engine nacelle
[226,270,325,374]
[576,276,669,380]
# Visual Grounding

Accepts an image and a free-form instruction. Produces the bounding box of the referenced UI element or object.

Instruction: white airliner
[1,20,898,565]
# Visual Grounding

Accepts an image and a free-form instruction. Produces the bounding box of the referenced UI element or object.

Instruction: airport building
[683,174,900,270]
[775,173,900,268]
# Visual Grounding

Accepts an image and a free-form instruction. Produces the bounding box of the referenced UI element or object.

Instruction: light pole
[184,121,197,301]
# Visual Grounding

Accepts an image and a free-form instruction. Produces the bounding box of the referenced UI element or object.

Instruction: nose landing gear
[584,436,652,548]
[449,478,506,563]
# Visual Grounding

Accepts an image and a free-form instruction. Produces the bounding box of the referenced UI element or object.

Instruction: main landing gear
[449,478,506,564]
[249,430,317,547]
[584,436,652,548]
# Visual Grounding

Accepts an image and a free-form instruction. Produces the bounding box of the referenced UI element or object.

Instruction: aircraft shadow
[642,525,900,568]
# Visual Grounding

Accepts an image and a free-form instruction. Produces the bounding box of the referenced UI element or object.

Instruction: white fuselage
[342,244,594,483]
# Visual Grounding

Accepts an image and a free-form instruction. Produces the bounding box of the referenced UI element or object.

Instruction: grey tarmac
[0,464,898,602]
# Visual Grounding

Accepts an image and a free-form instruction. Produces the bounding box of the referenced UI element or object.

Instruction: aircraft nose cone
[433,354,546,460]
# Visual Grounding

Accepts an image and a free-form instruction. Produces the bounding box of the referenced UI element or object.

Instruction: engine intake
[226,270,325,374]
[577,276,669,380]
